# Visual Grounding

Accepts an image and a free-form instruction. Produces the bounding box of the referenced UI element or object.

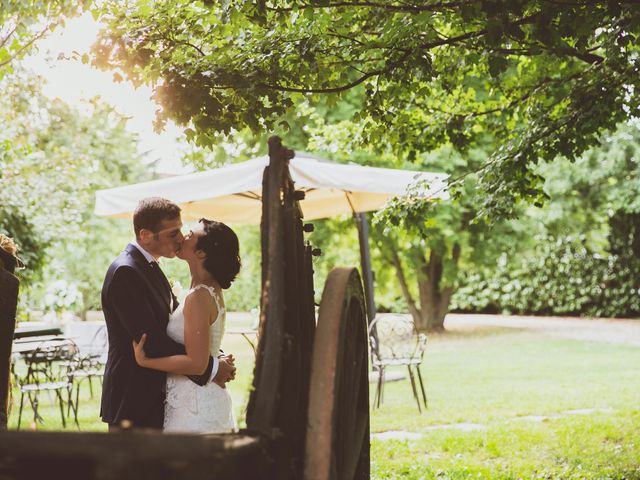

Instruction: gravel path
[230,311,640,347]
[443,313,640,347]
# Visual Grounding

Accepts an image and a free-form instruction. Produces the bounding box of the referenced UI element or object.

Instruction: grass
[371,328,640,479]
[7,319,640,479]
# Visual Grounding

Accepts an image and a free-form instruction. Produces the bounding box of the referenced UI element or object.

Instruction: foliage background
[451,123,640,318]
[1,2,639,322]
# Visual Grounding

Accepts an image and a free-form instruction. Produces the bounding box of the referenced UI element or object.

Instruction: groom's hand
[213,355,236,388]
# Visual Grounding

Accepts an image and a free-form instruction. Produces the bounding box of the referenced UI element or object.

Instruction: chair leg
[45,389,55,406]
[72,403,80,429]
[75,383,81,419]
[69,386,80,429]
[373,368,381,409]
[407,366,422,413]
[66,385,73,418]
[377,367,386,408]
[416,365,428,409]
[55,390,66,428]
[17,392,25,430]
[30,393,42,426]
[69,380,81,417]
[371,375,378,409]
[67,384,74,417]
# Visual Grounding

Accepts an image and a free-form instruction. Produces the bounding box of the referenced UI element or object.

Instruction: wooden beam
[0,267,19,429]
[0,431,268,479]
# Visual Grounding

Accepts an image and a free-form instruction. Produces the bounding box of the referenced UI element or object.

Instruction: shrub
[452,234,640,318]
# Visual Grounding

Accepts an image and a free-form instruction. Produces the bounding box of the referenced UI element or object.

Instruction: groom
[100,197,235,430]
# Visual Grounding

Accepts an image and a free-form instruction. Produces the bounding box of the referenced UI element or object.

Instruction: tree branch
[451,242,461,265]
[266,1,471,14]
[178,40,206,56]
[257,50,412,93]
[557,46,604,64]
[254,12,544,93]
[0,24,18,50]
[0,23,54,68]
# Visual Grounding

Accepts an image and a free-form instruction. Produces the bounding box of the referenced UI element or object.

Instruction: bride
[132,218,240,433]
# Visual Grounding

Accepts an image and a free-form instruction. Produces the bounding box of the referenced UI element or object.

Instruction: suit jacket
[100,243,212,428]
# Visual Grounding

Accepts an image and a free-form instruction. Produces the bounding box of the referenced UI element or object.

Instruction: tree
[0,70,149,316]
[371,140,523,331]
[0,1,88,79]
[536,121,640,242]
[451,121,640,318]
[291,93,522,331]
[93,0,640,219]
[90,1,640,328]
[164,78,520,331]
[0,0,91,287]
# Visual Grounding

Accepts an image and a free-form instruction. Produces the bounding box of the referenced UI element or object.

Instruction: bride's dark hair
[196,218,241,289]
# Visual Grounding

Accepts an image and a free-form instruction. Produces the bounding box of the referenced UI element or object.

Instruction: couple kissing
[100,197,240,433]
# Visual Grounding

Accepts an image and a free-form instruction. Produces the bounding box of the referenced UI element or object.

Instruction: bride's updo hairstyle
[196,218,241,289]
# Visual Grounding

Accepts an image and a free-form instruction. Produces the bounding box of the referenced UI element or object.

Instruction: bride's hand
[132,333,148,366]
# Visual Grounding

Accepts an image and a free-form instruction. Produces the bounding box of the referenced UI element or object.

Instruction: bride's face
[177,222,206,261]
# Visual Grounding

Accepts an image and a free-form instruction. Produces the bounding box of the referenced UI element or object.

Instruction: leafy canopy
[0,1,89,79]
[92,0,640,218]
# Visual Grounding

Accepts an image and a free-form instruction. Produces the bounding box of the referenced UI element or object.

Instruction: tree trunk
[416,243,461,333]
[388,247,422,327]
[381,234,461,333]
[416,250,445,332]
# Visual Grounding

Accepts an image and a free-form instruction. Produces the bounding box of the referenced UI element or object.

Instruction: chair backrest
[368,314,426,364]
[86,325,108,363]
[20,338,79,385]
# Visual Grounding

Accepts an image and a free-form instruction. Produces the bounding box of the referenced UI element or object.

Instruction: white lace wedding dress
[164,284,236,433]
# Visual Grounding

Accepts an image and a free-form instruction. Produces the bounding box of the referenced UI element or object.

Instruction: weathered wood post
[0,247,20,429]
[245,136,317,479]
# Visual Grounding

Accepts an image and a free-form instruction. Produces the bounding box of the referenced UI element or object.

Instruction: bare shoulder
[184,287,218,322]
[185,287,214,307]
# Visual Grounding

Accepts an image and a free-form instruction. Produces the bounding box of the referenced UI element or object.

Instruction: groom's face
[143,217,184,259]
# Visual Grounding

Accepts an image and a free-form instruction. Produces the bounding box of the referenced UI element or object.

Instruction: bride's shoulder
[188,284,216,297]
[184,284,218,306]
[183,285,220,325]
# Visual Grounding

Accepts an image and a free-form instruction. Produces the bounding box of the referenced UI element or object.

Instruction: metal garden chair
[15,337,80,429]
[369,314,428,412]
[72,325,107,403]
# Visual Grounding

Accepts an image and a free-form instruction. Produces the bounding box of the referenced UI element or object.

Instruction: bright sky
[22,12,195,175]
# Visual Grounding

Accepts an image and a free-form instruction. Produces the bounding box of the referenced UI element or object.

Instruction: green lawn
[371,327,640,479]
[7,322,640,479]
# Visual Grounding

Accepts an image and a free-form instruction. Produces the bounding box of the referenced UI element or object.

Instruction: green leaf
[487,54,509,78]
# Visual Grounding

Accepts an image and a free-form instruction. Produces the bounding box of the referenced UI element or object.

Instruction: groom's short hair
[133,197,181,238]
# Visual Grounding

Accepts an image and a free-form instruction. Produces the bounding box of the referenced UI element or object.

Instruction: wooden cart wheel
[305,268,370,480]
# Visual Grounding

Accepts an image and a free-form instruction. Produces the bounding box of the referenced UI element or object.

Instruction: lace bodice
[163,283,235,433]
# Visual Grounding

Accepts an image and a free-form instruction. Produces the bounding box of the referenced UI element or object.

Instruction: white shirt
[132,240,158,264]
[131,240,219,382]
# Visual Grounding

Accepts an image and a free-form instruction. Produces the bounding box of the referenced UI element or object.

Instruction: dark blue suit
[100,243,212,428]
